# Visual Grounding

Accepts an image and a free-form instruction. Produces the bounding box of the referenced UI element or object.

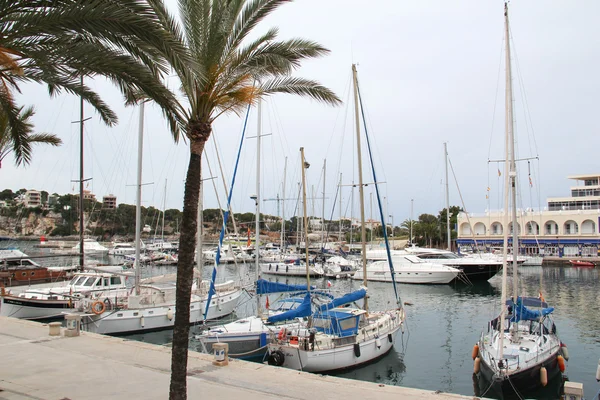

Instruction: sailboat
[474,4,566,398]
[72,103,242,335]
[196,100,326,359]
[266,65,406,372]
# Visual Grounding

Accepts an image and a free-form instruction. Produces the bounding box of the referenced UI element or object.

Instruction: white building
[457,174,600,258]
[23,190,41,208]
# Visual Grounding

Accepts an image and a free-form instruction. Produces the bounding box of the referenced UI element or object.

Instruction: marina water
[6,241,600,399]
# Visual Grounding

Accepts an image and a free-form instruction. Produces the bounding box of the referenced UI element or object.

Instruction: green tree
[414,213,439,247]
[0,0,186,166]
[154,2,341,398]
[0,106,61,168]
[438,205,462,248]
[0,189,14,201]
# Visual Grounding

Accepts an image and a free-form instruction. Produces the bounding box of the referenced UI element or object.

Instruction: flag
[327,280,332,287]
[487,187,491,191]
[529,176,533,187]
[247,227,251,247]
[498,169,501,177]
[265,296,270,309]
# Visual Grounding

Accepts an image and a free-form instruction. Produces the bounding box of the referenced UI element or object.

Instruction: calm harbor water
[6,241,600,399]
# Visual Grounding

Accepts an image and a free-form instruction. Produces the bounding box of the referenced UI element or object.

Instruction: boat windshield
[82,277,97,287]
[419,253,459,259]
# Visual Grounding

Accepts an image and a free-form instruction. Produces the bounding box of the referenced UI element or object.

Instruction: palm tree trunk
[169,138,206,400]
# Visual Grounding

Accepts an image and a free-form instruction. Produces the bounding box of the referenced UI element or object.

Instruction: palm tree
[0,0,188,160]
[0,105,61,168]
[152,2,341,398]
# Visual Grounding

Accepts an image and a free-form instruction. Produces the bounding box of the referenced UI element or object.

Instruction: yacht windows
[73,276,87,286]
[83,278,96,287]
[110,277,121,285]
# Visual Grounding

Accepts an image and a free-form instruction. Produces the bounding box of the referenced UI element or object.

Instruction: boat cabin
[312,308,366,338]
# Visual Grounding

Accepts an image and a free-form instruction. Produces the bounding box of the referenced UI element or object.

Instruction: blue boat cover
[318,289,367,312]
[256,279,313,295]
[312,309,360,337]
[510,297,554,322]
[267,293,312,323]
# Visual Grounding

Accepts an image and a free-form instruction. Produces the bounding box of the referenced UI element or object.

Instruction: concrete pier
[0,316,479,400]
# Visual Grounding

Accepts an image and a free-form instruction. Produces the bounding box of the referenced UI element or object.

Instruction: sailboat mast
[255,100,262,316]
[78,76,85,270]
[352,64,369,313]
[505,1,520,340]
[300,147,311,289]
[162,179,167,242]
[281,157,287,250]
[134,102,144,295]
[499,2,513,357]
[410,199,413,245]
[321,160,326,247]
[444,142,451,250]
[196,175,203,289]
[338,173,342,243]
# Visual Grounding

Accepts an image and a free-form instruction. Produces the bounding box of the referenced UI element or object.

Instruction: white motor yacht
[353,254,459,284]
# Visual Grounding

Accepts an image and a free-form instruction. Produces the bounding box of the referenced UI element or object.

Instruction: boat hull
[476,349,562,398]
[260,263,323,277]
[454,264,502,281]
[81,288,243,335]
[353,270,457,284]
[0,295,74,320]
[197,317,304,360]
[268,325,400,373]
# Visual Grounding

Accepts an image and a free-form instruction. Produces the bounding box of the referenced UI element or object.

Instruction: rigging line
[357,86,388,189]
[335,79,352,180]
[509,24,540,158]
[356,75,401,305]
[487,32,506,160]
[212,130,239,236]
[323,71,353,161]
[447,157,481,253]
[204,102,252,320]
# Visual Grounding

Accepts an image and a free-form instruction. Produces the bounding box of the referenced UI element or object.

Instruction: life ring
[91,300,106,315]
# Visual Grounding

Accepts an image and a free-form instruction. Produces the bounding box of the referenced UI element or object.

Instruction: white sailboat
[196,100,324,359]
[474,4,566,398]
[266,65,406,372]
[76,103,242,335]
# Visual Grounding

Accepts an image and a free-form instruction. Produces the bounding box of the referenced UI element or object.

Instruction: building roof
[568,174,600,181]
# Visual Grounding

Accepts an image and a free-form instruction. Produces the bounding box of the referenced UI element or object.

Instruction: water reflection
[330,347,407,385]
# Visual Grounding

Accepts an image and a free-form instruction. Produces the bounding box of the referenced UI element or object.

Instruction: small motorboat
[568,259,595,268]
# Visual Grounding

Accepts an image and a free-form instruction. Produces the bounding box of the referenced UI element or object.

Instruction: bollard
[64,314,81,337]
[563,382,584,400]
[212,343,229,366]
[48,322,61,336]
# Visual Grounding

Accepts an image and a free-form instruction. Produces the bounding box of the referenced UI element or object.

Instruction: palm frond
[258,77,342,106]
[25,133,62,146]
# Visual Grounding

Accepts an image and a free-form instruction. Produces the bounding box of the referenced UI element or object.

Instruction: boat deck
[0,316,485,400]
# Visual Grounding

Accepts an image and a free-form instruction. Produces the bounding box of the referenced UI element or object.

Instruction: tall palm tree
[152,1,341,398]
[0,105,61,168]
[0,0,189,161]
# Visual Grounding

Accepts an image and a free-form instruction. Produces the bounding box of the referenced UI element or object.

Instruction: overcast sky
[3,0,599,227]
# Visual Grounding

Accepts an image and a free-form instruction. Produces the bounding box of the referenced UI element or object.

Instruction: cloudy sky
[3,0,599,227]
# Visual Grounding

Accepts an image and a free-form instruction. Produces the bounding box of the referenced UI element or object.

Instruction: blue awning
[318,289,366,312]
[267,292,312,323]
[256,279,313,295]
